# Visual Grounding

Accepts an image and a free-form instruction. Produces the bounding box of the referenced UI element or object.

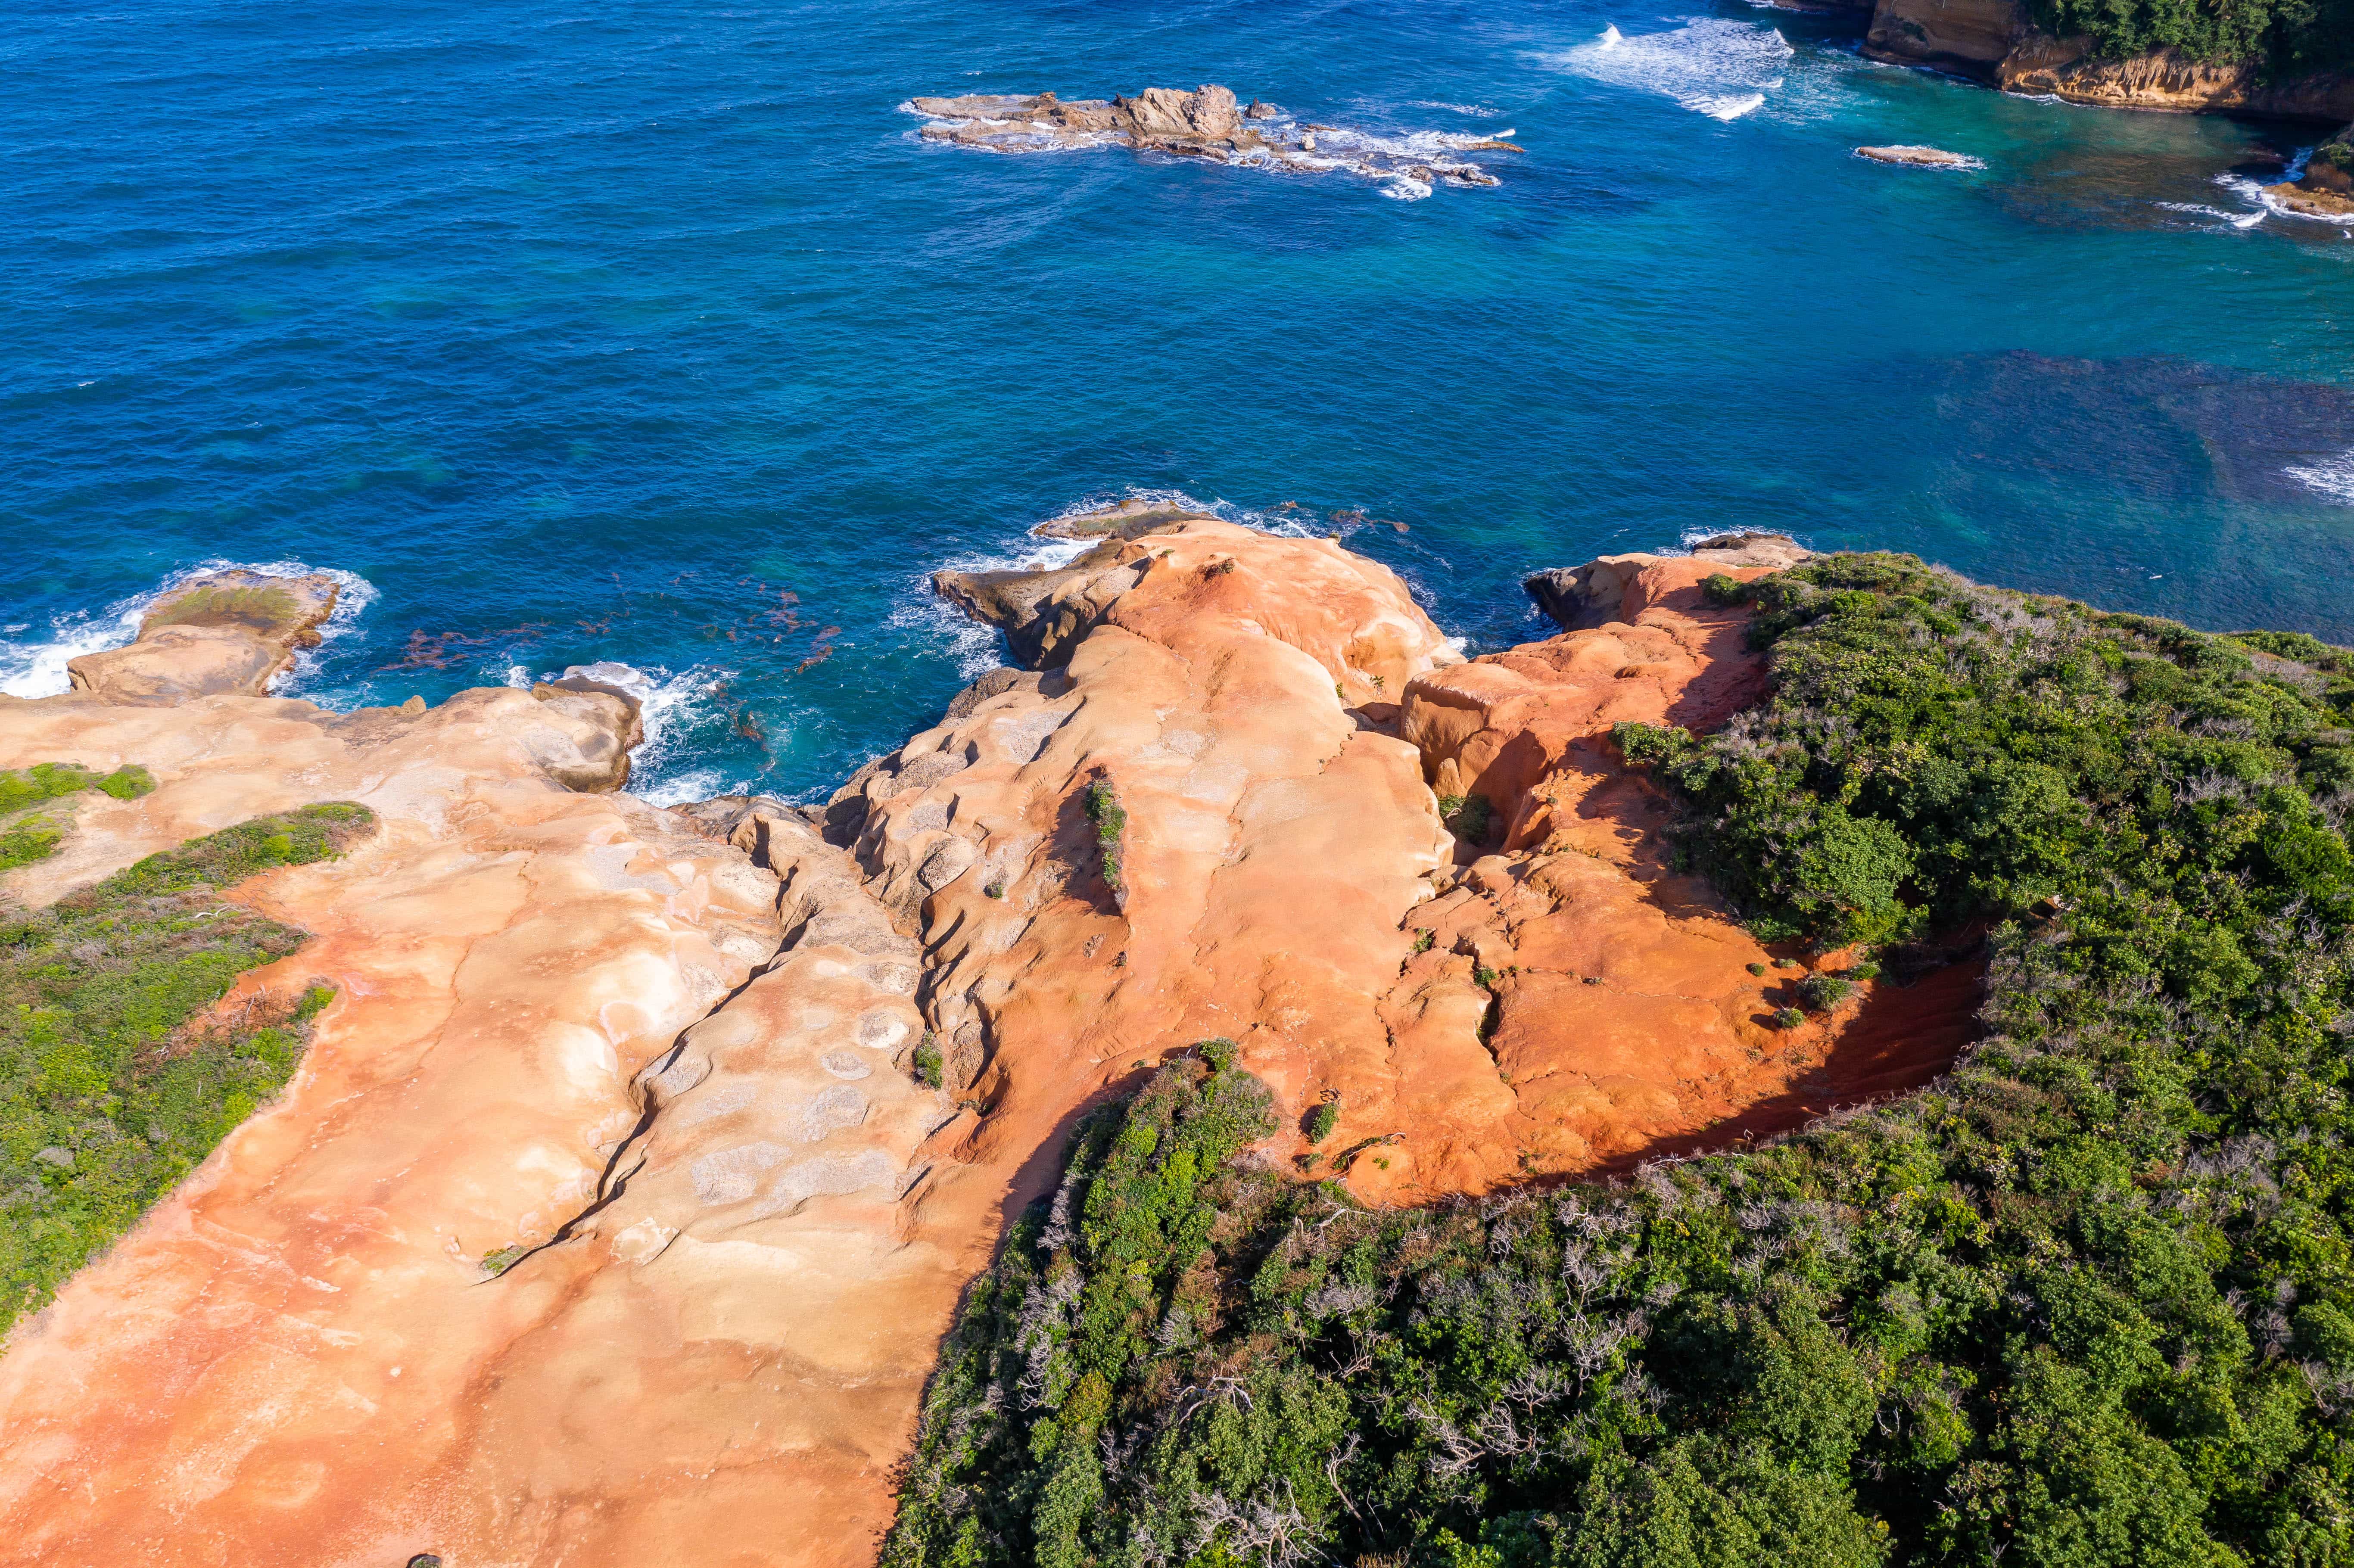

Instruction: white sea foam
[1410,100,1505,117]
[2289,450,2354,505]
[1557,19,1795,121]
[0,558,377,700]
[2157,198,2266,231]
[511,658,745,806]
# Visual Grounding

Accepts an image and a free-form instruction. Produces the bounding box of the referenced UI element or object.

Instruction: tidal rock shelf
[904,83,1518,197]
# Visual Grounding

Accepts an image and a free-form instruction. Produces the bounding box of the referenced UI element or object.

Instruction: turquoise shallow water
[4,0,2351,800]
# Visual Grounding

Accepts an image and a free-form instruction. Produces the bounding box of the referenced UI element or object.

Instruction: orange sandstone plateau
[0,521,1977,1566]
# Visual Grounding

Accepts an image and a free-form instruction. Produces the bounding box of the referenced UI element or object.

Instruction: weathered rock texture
[1524,531,1812,634]
[0,523,1983,1565]
[907,84,1513,191]
[1865,0,2354,118]
[67,569,342,703]
[1398,553,1977,1178]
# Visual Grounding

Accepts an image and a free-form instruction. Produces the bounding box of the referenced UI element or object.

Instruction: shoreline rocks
[1523,530,1812,633]
[1862,0,2354,120]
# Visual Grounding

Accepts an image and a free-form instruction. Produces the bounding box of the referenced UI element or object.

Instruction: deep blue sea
[5,0,2351,801]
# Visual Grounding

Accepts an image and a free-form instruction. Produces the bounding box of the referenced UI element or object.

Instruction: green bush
[0,803,371,1329]
[1305,1098,1339,1145]
[1440,793,1498,845]
[1702,572,1756,608]
[1085,780,1127,891]
[883,554,2354,1568]
[1798,974,1853,1012]
[912,1033,945,1089]
[1773,1005,1807,1030]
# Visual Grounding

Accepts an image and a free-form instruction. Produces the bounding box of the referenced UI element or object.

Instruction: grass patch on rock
[0,802,371,1330]
[0,763,158,874]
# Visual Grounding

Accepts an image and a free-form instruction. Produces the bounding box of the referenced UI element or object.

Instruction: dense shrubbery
[0,802,371,1328]
[884,556,2354,1568]
[2030,0,2354,75]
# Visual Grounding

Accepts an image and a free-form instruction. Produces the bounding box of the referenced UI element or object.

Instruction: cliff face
[1865,0,2354,119]
[0,526,1980,1565]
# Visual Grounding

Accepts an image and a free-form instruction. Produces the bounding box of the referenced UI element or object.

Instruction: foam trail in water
[2289,451,2354,505]
[0,558,377,700]
[1555,19,1794,120]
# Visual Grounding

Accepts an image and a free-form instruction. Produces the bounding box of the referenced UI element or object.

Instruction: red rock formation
[0,527,1980,1565]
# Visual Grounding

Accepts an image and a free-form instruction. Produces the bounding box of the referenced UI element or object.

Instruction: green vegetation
[0,803,371,1329]
[1087,780,1129,892]
[1798,974,1854,1012]
[0,763,158,873]
[1305,1098,1340,1145]
[480,1244,528,1277]
[1772,1005,1806,1030]
[2030,0,2354,76]
[914,1033,946,1090]
[1702,572,1755,609]
[146,583,303,635]
[1440,793,1498,845]
[884,555,2354,1568]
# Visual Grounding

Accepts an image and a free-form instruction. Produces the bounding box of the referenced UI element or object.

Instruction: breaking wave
[2289,450,2354,505]
[505,658,747,806]
[1555,19,1794,121]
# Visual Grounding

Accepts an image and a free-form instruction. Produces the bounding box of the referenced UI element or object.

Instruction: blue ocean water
[4,0,2350,801]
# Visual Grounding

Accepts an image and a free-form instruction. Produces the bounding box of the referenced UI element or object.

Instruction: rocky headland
[1850,0,2354,119]
[906,84,1516,195]
[0,530,1990,1564]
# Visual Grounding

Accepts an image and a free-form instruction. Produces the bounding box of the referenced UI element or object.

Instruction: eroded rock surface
[1524,530,1811,633]
[1395,554,1977,1183]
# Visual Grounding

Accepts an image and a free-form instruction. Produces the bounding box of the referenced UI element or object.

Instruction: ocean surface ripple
[3,0,2348,800]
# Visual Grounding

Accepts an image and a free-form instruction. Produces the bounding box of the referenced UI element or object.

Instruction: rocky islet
[906,82,1517,196]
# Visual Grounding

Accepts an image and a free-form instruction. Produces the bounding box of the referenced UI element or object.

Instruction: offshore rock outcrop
[68,568,342,703]
[905,84,1517,195]
[1864,0,2354,119]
